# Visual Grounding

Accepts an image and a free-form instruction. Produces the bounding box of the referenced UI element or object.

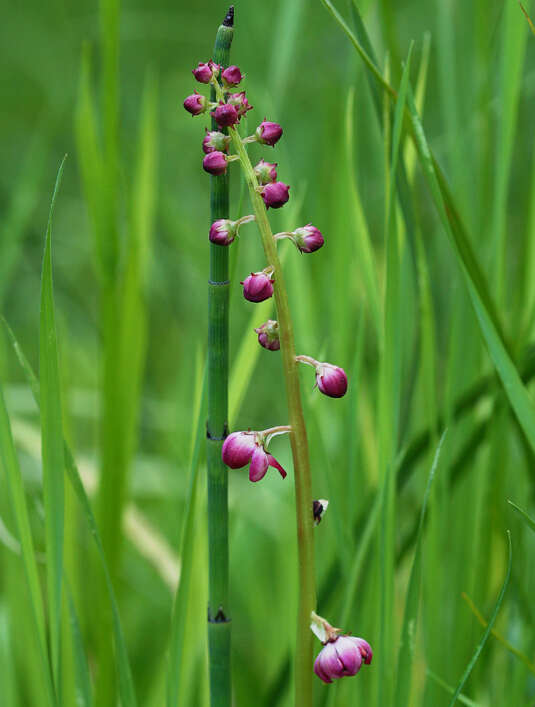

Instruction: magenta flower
[317,364,347,398]
[203,130,231,154]
[228,91,253,118]
[221,65,243,87]
[192,60,220,84]
[212,102,240,127]
[296,356,348,398]
[184,92,208,116]
[209,215,255,246]
[203,151,228,176]
[241,270,275,302]
[254,159,278,185]
[254,320,280,350]
[314,636,373,684]
[293,225,324,253]
[256,120,283,146]
[221,429,288,482]
[261,182,290,209]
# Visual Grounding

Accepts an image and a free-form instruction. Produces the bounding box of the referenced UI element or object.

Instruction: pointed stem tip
[223,5,234,27]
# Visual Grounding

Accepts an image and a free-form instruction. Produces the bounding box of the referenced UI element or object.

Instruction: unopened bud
[261,182,290,209]
[254,320,280,350]
[203,130,231,154]
[293,225,324,253]
[240,270,275,303]
[203,151,229,176]
[212,102,240,127]
[256,120,283,146]
[254,159,278,185]
[184,92,208,116]
[209,215,255,246]
[192,60,220,84]
[221,65,243,87]
[227,91,253,118]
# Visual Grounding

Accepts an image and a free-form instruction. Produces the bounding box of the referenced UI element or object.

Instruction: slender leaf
[507,500,535,533]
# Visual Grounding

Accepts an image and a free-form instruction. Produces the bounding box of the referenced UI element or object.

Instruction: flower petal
[335,636,362,676]
[249,446,269,482]
[221,432,256,469]
[267,453,287,479]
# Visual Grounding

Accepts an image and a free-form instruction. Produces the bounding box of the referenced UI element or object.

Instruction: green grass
[1,1,535,705]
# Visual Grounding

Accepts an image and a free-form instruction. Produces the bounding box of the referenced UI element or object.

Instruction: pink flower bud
[221,432,256,468]
[240,271,275,302]
[184,92,208,116]
[221,429,288,482]
[203,151,228,176]
[261,182,290,209]
[256,120,283,146]
[293,225,324,253]
[228,91,253,118]
[254,320,280,350]
[192,60,220,83]
[203,130,231,154]
[314,636,372,684]
[317,363,348,398]
[209,215,255,246]
[212,102,240,127]
[254,159,278,185]
[221,65,243,87]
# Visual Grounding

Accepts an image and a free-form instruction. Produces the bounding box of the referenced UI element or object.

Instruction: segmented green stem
[229,128,316,707]
[207,9,234,707]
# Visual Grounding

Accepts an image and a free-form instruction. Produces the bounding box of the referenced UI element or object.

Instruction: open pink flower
[221,430,288,482]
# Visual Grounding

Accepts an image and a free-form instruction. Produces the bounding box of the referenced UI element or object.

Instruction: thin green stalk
[229,118,316,707]
[206,9,234,707]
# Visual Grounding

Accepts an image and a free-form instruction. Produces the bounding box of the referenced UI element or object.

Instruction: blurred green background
[1,0,535,705]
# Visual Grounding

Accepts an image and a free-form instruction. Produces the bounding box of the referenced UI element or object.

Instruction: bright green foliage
[1,1,535,706]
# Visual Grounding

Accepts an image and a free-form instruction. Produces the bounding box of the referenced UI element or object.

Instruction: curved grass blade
[427,670,481,707]
[447,531,512,706]
[166,364,206,707]
[394,431,447,707]
[65,579,92,707]
[507,500,535,533]
[0,382,56,706]
[1,318,138,707]
[40,156,67,690]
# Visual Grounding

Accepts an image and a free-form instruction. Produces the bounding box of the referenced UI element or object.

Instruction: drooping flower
[221,65,243,87]
[254,159,278,185]
[254,319,280,350]
[256,120,283,146]
[221,428,289,482]
[241,270,275,302]
[192,60,220,84]
[203,151,229,175]
[296,356,348,398]
[212,102,240,127]
[261,182,290,209]
[184,92,208,116]
[203,130,231,154]
[292,225,324,253]
[314,636,372,684]
[209,215,255,246]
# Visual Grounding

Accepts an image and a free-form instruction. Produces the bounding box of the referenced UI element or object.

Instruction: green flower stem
[206,10,234,707]
[229,127,317,707]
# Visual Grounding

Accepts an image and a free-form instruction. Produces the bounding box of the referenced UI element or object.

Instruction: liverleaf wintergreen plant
[184,9,371,704]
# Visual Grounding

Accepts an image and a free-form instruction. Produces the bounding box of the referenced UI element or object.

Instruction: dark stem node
[223,6,234,27]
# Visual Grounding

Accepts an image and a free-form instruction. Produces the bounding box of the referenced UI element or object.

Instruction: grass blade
[447,531,512,706]
[2,318,138,707]
[507,500,535,533]
[394,431,447,706]
[39,156,67,690]
[65,580,93,707]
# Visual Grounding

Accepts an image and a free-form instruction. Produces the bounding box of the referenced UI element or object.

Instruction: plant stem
[229,127,316,707]
[207,8,234,707]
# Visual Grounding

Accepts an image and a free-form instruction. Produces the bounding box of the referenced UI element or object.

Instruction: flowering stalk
[206,9,233,707]
[217,91,317,706]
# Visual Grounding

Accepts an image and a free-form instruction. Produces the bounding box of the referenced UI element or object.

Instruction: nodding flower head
[241,270,275,302]
[256,120,283,146]
[203,130,231,154]
[192,60,220,84]
[316,363,348,398]
[296,356,348,398]
[228,91,253,118]
[314,636,373,684]
[261,182,290,209]
[254,319,280,351]
[184,92,208,116]
[293,225,324,253]
[203,151,228,176]
[209,215,255,246]
[254,159,278,185]
[221,428,289,482]
[221,65,243,87]
[212,102,240,127]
